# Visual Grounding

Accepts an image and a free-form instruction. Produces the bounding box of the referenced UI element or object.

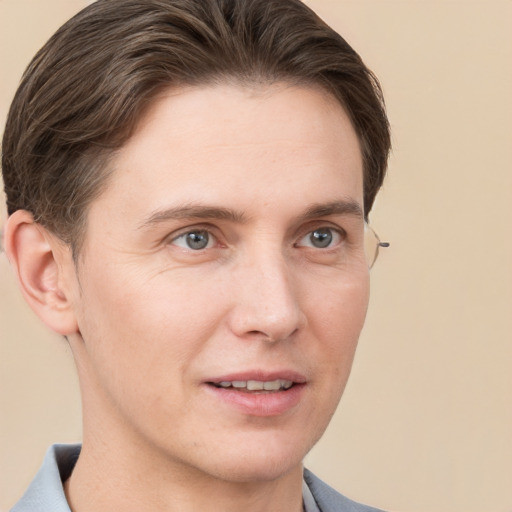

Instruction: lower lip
[204,383,306,417]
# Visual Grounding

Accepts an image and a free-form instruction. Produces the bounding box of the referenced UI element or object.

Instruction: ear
[3,210,79,336]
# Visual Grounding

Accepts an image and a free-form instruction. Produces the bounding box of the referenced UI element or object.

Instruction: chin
[206,452,303,484]
[192,429,321,484]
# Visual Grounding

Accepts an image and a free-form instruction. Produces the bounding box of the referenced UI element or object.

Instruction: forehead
[85,83,363,236]
[130,83,360,160]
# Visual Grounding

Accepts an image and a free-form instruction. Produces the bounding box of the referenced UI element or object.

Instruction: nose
[227,251,306,342]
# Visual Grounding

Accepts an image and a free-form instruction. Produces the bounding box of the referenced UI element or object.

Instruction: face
[66,83,369,483]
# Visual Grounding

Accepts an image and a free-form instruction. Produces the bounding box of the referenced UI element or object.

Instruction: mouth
[204,373,306,416]
[208,379,294,393]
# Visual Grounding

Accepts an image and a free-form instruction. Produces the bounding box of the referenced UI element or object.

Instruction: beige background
[1,1,511,511]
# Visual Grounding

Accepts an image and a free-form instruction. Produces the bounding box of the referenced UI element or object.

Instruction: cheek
[306,274,370,387]
[72,269,219,428]
[310,272,370,340]
[75,263,227,375]
[294,275,369,451]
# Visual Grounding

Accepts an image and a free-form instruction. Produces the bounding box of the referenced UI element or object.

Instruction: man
[2,0,391,510]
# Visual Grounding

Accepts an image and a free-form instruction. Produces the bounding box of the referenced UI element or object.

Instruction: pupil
[311,228,332,248]
[186,231,209,250]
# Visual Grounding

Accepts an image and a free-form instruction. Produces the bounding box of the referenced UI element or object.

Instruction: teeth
[214,379,294,391]
[264,380,281,391]
[247,380,264,391]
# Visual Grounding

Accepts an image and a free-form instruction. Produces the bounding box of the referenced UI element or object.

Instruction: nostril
[245,327,299,342]
[247,330,274,341]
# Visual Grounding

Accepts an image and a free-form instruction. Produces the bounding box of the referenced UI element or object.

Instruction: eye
[296,227,344,249]
[171,229,216,250]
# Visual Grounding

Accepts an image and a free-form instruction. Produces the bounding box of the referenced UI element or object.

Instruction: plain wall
[1,1,511,511]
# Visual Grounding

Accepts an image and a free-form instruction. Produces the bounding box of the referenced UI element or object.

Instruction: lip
[206,370,307,385]
[203,370,307,417]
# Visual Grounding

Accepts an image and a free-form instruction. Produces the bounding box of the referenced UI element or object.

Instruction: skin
[5,83,370,512]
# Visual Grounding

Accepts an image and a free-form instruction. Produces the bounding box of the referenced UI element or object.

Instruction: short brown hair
[2,0,390,254]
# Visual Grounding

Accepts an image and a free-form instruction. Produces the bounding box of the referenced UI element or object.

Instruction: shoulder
[11,444,80,512]
[304,468,386,512]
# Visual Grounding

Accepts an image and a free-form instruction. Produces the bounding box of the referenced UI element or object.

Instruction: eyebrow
[138,198,363,230]
[139,204,248,230]
[300,199,364,221]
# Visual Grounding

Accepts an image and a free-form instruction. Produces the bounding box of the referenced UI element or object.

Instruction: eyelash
[294,226,346,250]
[169,225,346,251]
[171,228,220,251]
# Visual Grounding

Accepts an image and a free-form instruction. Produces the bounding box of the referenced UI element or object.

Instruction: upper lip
[205,370,307,384]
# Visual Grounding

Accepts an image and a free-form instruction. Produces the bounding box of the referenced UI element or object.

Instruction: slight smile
[210,379,294,392]
[204,371,307,416]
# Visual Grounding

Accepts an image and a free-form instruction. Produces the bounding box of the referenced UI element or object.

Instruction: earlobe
[4,210,79,336]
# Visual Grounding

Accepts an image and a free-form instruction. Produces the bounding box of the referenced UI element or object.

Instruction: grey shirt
[11,444,384,512]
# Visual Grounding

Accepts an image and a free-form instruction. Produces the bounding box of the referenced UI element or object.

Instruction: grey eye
[296,227,342,249]
[309,228,333,248]
[173,230,213,250]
